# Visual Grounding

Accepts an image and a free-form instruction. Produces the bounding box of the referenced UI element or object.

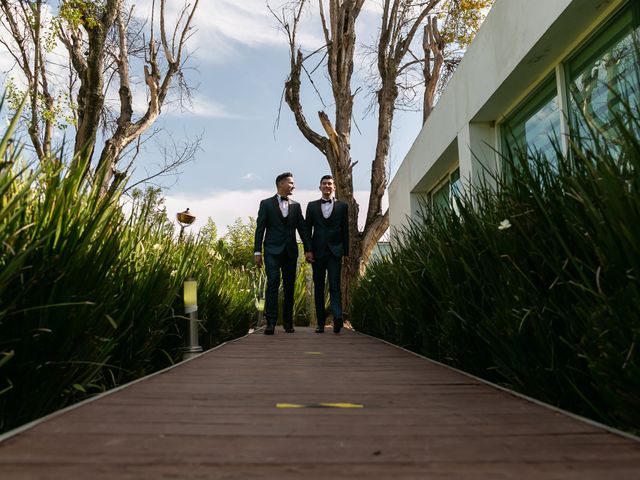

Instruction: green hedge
[352,103,640,433]
[0,110,254,433]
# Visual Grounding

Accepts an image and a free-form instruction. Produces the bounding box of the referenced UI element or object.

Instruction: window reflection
[568,8,640,155]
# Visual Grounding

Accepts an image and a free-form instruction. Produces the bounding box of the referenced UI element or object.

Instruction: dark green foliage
[219,217,257,269]
[351,98,640,433]
[0,114,254,433]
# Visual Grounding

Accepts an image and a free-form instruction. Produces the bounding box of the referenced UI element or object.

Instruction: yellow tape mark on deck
[304,351,324,355]
[276,402,364,409]
[320,403,364,408]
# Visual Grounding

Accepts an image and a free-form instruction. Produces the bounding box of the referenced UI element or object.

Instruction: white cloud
[188,97,235,118]
[242,173,261,181]
[164,188,385,237]
[362,0,384,14]
[132,0,325,64]
[164,94,241,119]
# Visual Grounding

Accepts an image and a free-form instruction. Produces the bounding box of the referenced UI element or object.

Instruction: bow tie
[321,198,332,204]
[279,196,288,202]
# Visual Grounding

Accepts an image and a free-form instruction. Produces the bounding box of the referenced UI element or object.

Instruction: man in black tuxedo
[254,172,312,335]
[305,175,349,333]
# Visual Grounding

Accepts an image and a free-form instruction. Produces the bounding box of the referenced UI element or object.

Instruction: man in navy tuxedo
[254,172,312,335]
[305,175,349,333]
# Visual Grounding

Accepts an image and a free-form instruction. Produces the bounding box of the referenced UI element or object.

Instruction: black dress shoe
[284,327,295,333]
[315,326,324,333]
[264,325,275,335]
[333,318,343,334]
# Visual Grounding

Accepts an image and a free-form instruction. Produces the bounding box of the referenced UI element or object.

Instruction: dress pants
[312,251,342,327]
[264,250,297,328]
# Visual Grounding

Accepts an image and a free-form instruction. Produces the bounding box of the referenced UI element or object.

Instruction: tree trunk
[423,16,444,123]
[276,0,436,318]
[71,0,121,174]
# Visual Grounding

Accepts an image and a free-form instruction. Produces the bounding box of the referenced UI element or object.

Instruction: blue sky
[128,0,426,236]
[1,1,425,236]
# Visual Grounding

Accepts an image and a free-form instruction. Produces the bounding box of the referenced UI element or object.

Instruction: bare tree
[272,0,449,314]
[271,0,493,313]
[0,0,200,192]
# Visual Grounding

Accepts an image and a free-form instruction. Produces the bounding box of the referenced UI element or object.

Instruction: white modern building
[389,0,639,233]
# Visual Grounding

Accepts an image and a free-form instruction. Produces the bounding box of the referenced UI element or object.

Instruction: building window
[501,75,561,168]
[429,168,461,211]
[566,4,640,154]
[500,2,639,169]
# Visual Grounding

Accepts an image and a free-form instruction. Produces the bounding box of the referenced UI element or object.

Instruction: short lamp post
[182,278,202,360]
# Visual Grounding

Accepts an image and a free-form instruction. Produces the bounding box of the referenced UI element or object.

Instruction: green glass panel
[450,168,462,215]
[567,6,640,153]
[431,180,450,210]
[450,168,462,198]
[502,76,561,168]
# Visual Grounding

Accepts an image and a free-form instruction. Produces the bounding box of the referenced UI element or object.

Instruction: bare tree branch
[93,0,200,192]
[269,1,328,153]
[423,15,444,122]
[123,131,202,193]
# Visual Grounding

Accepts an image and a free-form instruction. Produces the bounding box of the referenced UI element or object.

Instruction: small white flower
[498,219,512,230]
[152,243,162,251]
[170,270,178,277]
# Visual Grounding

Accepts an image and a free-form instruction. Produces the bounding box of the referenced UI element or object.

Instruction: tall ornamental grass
[0,111,254,432]
[351,101,640,433]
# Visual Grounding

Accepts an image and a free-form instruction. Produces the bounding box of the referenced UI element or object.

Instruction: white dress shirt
[320,197,334,219]
[278,195,289,217]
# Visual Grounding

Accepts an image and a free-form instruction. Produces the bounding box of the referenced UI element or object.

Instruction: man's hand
[254,254,262,267]
[304,251,315,263]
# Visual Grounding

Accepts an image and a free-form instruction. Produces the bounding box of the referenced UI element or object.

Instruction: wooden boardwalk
[0,327,639,479]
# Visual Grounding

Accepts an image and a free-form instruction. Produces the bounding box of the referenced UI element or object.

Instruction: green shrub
[352,95,640,433]
[0,107,254,432]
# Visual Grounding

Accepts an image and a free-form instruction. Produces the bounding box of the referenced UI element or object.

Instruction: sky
[2,1,427,237]
[128,0,427,236]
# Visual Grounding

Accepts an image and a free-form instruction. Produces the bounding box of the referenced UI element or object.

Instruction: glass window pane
[431,179,450,210]
[502,76,561,167]
[450,168,461,198]
[450,168,462,215]
[567,7,640,154]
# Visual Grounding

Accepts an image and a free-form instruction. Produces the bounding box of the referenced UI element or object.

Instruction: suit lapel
[315,200,328,226]
[272,195,286,223]
[328,200,339,222]
[286,201,295,225]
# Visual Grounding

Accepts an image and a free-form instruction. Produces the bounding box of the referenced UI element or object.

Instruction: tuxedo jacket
[254,195,310,258]
[305,199,349,259]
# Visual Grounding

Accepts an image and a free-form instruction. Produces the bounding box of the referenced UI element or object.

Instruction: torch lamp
[177,208,196,240]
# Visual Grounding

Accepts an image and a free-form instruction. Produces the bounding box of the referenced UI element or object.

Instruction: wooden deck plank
[0,327,638,479]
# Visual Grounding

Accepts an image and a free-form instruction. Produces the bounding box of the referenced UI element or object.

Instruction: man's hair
[275,172,293,186]
[320,174,334,184]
